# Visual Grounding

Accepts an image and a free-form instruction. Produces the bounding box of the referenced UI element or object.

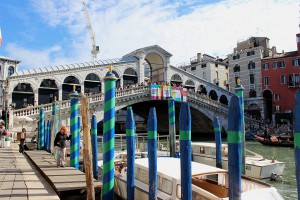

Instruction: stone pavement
[0,143,59,200]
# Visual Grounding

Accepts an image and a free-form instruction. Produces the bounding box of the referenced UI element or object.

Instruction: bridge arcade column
[34,90,38,106]
[120,76,123,88]
[58,86,62,101]
[136,52,146,84]
[164,57,171,83]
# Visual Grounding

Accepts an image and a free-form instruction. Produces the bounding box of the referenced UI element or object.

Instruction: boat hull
[255,136,294,147]
[192,154,285,179]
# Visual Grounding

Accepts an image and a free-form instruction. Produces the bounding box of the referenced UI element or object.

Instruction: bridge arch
[12,83,35,109]
[84,73,101,95]
[38,79,59,105]
[111,70,121,88]
[209,90,218,101]
[197,85,207,95]
[145,52,165,83]
[184,80,195,91]
[219,95,228,105]
[123,67,138,87]
[62,76,81,100]
[170,74,183,86]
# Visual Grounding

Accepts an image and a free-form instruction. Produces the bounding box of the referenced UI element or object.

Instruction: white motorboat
[112,157,283,199]
[191,142,285,179]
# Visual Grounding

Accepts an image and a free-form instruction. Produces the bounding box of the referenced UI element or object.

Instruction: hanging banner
[150,84,162,100]
[182,88,187,102]
[163,86,172,100]
[171,87,182,102]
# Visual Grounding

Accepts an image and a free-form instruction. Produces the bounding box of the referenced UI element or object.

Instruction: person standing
[54,126,71,167]
[19,128,27,153]
[0,120,7,148]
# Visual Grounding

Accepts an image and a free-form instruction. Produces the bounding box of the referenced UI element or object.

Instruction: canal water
[97,136,297,199]
[245,141,296,200]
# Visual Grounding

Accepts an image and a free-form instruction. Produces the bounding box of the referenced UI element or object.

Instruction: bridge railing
[13,85,151,117]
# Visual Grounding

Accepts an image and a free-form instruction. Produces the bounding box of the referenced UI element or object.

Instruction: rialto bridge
[6,45,249,136]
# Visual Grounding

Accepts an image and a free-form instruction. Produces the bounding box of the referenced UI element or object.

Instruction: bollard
[148,107,157,200]
[228,95,242,200]
[179,102,192,200]
[126,107,135,200]
[214,117,222,168]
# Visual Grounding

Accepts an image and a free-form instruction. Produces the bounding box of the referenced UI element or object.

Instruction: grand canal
[98,136,297,199]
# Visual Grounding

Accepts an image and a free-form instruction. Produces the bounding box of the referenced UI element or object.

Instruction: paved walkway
[0,143,59,200]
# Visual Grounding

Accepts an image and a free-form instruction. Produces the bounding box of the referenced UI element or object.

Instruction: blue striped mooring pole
[179,102,192,200]
[228,95,242,199]
[148,107,157,200]
[126,107,135,200]
[38,108,45,150]
[168,99,176,157]
[102,66,117,200]
[214,117,222,168]
[70,86,79,169]
[44,120,48,150]
[91,114,98,179]
[294,90,300,200]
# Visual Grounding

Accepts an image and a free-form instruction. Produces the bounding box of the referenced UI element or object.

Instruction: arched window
[8,66,14,77]
[250,74,255,84]
[233,64,240,72]
[248,61,255,69]
[124,68,137,76]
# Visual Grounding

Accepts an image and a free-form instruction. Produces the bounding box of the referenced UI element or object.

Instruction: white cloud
[5,0,299,68]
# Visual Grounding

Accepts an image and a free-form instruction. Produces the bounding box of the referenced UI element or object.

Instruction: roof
[11,57,137,76]
[262,51,298,60]
[0,56,21,63]
[123,45,173,58]
[135,157,226,180]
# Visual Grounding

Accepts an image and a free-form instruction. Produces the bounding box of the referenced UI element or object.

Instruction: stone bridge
[12,85,231,136]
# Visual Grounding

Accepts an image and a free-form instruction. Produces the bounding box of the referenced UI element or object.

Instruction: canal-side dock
[0,143,59,200]
[25,151,102,200]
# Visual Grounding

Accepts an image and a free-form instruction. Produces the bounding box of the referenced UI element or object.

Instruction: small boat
[255,135,294,147]
[191,142,285,179]
[112,157,284,199]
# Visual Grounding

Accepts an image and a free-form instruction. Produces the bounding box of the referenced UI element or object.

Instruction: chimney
[297,33,300,56]
[197,53,202,62]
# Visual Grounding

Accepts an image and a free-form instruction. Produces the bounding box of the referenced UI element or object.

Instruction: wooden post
[80,94,95,200]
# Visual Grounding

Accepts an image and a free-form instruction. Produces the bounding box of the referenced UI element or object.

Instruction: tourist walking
[0,120,7,148]
[19,128,26,153]
[54,126,71,167]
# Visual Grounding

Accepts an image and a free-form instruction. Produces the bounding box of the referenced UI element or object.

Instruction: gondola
[255,135,294,147]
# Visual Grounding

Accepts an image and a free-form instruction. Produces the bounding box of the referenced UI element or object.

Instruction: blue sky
[0,0,298,70]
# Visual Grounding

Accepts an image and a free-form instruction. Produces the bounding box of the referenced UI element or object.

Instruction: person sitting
[54,126,72,167]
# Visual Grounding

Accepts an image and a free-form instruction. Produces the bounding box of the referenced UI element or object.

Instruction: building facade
[228,37,273,120]
[261,34,300,124]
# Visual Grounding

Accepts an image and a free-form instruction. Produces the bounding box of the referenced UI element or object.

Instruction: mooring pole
[126,106,135,200]
[38,108,45,150]
[214,117,222,168]
[80,95,95,200]
[102,66,117,200]
[179,102,192,200]
[234,79,246,175]
[228,96,242,200]
[294,90,300,200]
[148,107,157,200]
[168,99,176,157]
[70,85,79,169]
[91,114,98,179]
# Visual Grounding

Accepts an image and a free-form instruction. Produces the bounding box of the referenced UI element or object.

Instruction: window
[296,74,300,86]
[279,61,285,68]
[275,105,280,112]
[215,63,218,67]
[274,93,280,100]
[293,59,300,66]
[8,66,14,77]
[191,66,196,71]
[263,63,269,70]
[264,77,269,86]
[249,90,257,98]
[248,61,255,69]
[233,64,240,72]
[201,64,206,68]
[158,177,173,195]
[247,51,255,56]
[273,62,278,69]
[250,74,255,84]
[233,54,240,60]
[289,74,294,86]
[202,72,206,79]
[281,75,286,84]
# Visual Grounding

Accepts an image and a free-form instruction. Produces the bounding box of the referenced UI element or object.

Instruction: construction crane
[82,1,99,61]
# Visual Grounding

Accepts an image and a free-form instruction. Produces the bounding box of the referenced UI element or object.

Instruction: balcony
[249,84,255,90]
[249,69,255,74]
[234,72,240,77]
[288,81,300,88]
